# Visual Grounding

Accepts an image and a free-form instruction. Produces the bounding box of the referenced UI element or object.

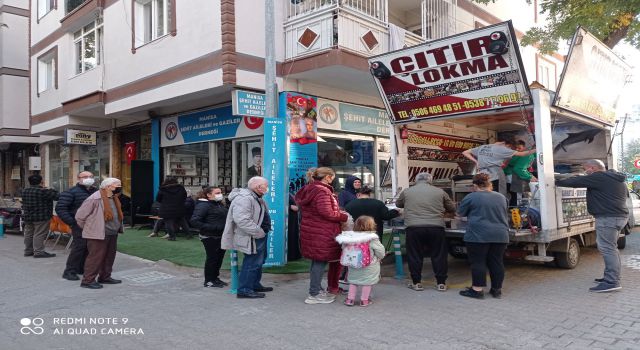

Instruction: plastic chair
[46,216,73,250]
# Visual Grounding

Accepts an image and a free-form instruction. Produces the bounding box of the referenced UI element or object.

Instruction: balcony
[284,0,427,60]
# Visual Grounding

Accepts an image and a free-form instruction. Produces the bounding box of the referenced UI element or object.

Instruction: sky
[614,43,640,144]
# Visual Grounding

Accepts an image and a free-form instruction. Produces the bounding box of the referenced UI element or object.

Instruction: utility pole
[265,0,277,117]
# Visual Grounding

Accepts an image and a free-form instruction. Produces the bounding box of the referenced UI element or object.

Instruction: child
[335,216,385,307]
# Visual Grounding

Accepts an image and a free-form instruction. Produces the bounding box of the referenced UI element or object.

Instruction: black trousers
[63,225,87,275]
[465,242,507,289]
[201,236,226,283]
[164,217,190,238]
[406,226,448,284]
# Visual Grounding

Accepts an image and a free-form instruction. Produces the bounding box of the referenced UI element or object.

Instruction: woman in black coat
[190,186,229,288]
[156,177,189,241]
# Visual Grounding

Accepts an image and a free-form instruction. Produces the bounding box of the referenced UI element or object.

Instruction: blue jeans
[238,236,267,294]
[595,216,627,285]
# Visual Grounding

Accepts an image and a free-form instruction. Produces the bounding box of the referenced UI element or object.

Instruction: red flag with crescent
[125,142,137,165]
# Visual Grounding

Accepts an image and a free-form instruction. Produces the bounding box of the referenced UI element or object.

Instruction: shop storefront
[46,131,111,192]
[156,105,265,195]
[316,97,391,199]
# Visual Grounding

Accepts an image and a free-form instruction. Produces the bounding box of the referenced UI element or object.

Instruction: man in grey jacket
[221,177,272,299]
[556,159,628,293]
[396,172,456,292]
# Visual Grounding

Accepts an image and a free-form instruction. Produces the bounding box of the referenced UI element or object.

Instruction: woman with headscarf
[75,178,124,289]
[338,175,362,208]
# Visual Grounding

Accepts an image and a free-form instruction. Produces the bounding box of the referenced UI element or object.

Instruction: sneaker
[318,290,336,299]
[33,252,56,258]
[204,280,225,288]
[304,294,335,304]
[407,283,424,291]
[489,288,502,299]
[459,287,485,299]
[214,278,229,287]
[161,234,170,239]
[594,277,605,283]
[436,284,447,292]
[148,232,159,237]
[343,298,355,306]
[327,288,347,296]
[589,282,621,293]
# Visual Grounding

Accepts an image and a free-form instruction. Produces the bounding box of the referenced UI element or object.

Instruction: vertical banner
[285,92,318,195]
[263,117,288,266]
[125,142,137,165]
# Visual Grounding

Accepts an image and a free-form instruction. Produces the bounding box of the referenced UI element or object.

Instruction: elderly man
[396,172,456,292]
[556,159,629,293]
[75,178,124,289]
[222,176,272,299]
[57,171,98,280]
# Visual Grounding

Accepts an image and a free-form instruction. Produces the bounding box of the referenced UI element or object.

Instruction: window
[73,19,103,75]
[38,0,55,19]
[38,54,56,93]
[135,0,171,46]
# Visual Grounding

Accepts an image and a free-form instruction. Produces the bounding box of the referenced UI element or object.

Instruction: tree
[622,138,640,175]
[471,0,640,53]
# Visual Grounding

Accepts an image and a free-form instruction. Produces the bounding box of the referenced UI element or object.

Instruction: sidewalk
[2,230,640,349]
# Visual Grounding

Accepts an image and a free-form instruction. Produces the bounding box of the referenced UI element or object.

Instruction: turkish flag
[125,142,137,165]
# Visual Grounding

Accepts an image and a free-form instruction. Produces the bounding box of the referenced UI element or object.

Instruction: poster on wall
[286,92,319,194]
[406,130,483,182]
[160,105,264,147]
[262,116,288,267]
[246,142,262,177]
[369,21,531,123]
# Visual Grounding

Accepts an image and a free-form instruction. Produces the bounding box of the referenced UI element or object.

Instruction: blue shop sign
[232,90,267,118]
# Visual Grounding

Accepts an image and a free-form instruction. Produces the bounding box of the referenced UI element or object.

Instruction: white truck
[370,21,634,268]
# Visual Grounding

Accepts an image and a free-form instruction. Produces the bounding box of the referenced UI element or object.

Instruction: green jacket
[503,154,535,181]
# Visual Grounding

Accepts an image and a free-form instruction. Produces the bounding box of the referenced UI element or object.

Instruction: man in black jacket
[345,186,399,240]
[556,159,629,293]
[57,171,97,280]
[22,174,59,258]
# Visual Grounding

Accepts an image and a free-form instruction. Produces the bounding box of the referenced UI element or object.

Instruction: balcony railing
[284,0,426,60]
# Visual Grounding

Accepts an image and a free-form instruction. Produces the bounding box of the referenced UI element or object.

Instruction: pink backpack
[340,241,372,269]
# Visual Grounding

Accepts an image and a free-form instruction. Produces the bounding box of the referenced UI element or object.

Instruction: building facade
[28,0,564,198]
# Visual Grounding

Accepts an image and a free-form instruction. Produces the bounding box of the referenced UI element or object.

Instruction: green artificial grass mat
[117,228,401,274]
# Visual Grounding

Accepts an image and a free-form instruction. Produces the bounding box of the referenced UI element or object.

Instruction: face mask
[112,187,122,194]
[213,194,224,201]
[81,178,95,186]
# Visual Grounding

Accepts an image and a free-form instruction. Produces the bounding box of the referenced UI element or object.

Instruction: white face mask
[213,194,224,201]
[81,178,95,186]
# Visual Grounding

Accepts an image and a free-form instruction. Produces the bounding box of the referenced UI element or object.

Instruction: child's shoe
[360,299,373,307]
[343,298,355,306]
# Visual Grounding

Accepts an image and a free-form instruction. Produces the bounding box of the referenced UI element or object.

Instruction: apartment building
[1,0,57,196]
[29,0,563,202]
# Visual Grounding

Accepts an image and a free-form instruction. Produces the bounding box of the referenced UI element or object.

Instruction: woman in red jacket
[296,167,348,304]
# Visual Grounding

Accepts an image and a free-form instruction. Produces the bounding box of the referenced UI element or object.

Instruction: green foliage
[471,0,640,53]
[622,138,640,175]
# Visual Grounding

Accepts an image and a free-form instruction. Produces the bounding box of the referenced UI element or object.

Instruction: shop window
[73,19,103,75]
[134,0,172,47]
[318,136,376,194]
[48,143,70,192]
[163,142,209,195]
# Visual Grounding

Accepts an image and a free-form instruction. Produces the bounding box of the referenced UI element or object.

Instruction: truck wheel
[448,245,467,259]
[555,238,580,269]
[617,235,627,250]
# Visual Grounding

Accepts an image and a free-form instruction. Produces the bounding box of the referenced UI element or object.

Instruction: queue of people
[21,156,626,300]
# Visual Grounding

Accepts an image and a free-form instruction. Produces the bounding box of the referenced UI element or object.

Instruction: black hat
[251,147,261,157]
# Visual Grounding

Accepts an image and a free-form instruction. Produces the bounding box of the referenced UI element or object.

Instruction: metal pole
[265,0,277,118]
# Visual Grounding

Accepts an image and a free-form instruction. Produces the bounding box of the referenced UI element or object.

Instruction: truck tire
[617,223,631,250]
[448,244,467,259]
[555,238,580,269]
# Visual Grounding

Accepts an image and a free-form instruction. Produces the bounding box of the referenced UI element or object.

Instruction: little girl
[335,216,385,307]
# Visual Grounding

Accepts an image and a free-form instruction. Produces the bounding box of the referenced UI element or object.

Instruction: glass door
[232,138,263,189]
